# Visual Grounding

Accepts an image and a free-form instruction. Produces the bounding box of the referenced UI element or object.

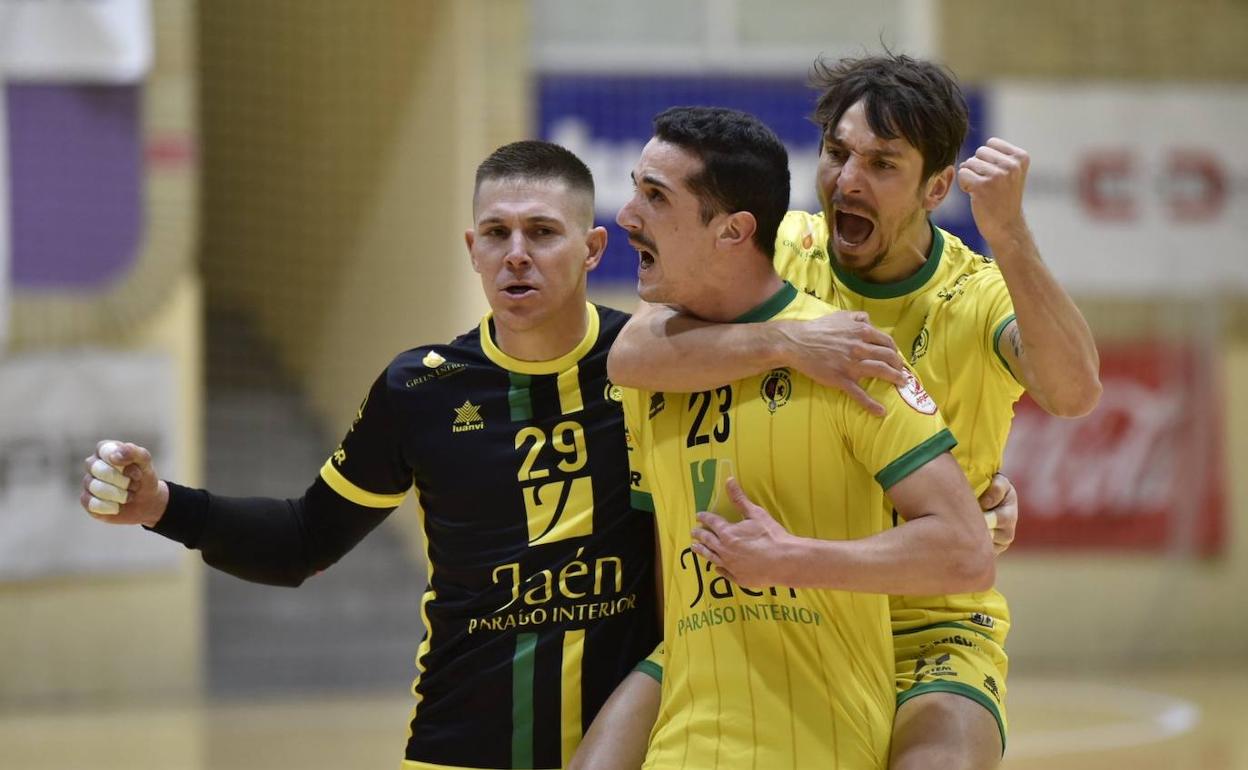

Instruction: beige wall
[941,0,1248,80]
[199,0,529,438]
[0,277,204,702]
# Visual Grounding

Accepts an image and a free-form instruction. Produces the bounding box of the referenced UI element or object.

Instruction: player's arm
[959,138,1101,417]
[607,301,907,416]
[567,663,661,770]
[80,440,392,587]
[80,369,408,586]
[691,469,1016,590]
[692,375,993,595]
[692,457,993,595]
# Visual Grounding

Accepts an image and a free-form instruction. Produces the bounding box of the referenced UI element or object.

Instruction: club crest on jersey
[910,319,930,365]
[897,370,937,415]
[452,400,485,433]
[760,368,792,414]
[605,380,624,403]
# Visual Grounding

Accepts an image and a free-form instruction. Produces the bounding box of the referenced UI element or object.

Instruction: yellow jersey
[774,211,1023,640]
[624,282,956,770]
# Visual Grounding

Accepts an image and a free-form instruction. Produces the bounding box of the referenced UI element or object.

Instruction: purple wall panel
[7,84,143,289]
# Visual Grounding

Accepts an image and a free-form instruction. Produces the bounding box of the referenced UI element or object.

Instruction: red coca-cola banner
[1001,341,1225,556]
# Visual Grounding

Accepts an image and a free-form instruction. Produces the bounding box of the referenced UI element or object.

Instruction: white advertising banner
[992,84,1248,296]
[0,350,181,579]
[0,0,151,82]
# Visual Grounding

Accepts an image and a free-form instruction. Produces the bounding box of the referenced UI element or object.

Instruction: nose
[837,154,864,196]
[616,196,640,233]
[503,231,531,269]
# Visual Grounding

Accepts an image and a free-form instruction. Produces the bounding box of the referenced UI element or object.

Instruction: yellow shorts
[894,622,1009,749]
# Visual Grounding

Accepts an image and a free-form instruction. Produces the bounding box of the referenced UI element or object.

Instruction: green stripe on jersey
[875,428,957,489]
[991,313,1020,381]
[509,373,534,422]
[511,632,538,768]
[630,490,655,512]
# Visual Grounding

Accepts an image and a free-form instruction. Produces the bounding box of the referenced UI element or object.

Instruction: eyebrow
[824,134,905,160]
[631,171,675,192]
[478,214,563,226]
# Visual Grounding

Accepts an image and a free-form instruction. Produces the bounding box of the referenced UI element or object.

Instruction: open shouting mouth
[835,210,876,246]
[631,237,658,270]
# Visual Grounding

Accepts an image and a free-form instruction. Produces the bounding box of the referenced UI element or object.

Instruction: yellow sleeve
[834,369,956,490]
[620,387,655,513]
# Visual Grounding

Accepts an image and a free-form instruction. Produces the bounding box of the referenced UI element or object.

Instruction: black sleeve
[149,476,394,588]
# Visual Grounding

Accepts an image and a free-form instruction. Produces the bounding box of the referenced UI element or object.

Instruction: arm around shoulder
[607,301,788,391]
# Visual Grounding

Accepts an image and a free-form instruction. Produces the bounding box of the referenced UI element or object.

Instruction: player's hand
[977,472,1018,554]
[957,137,1030,247]
[80,440,169,527]
[690,478,795,588]
[777,312,907,417]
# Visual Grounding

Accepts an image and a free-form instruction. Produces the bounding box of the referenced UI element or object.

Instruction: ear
[923,166,955,212]
[584,226,608,272]
[716,211,758,249]
[465,229,481,273]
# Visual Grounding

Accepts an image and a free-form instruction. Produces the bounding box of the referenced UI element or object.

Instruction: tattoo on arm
[1007,325,1024,359]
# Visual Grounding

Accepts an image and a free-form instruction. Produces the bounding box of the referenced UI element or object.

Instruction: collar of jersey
[479,301,600,375]
[731,281,799,324]
[829,222,944,300]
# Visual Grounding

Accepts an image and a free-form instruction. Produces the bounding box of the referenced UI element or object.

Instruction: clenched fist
[80,440,169,527]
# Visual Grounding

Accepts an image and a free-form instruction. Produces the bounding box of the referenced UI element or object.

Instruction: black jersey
[321,303,659,770]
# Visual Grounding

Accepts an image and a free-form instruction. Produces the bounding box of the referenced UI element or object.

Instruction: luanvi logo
[452,400,485,432]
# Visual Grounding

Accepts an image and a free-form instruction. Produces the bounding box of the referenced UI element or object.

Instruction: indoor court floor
[1,667,1243,769]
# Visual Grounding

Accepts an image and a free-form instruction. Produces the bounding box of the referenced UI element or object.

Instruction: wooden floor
[1,668,1244,769]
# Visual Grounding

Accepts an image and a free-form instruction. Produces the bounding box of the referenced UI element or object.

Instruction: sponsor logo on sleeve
[897,370,938,415]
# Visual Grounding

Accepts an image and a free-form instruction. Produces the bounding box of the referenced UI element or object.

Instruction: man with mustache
[579,55,1100,770]
[605,104,995,770]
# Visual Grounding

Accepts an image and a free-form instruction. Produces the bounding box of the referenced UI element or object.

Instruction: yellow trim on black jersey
[480,302,601,375]
[319,459,408,508]
[557,365,585,414]
[560,629,586,767]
